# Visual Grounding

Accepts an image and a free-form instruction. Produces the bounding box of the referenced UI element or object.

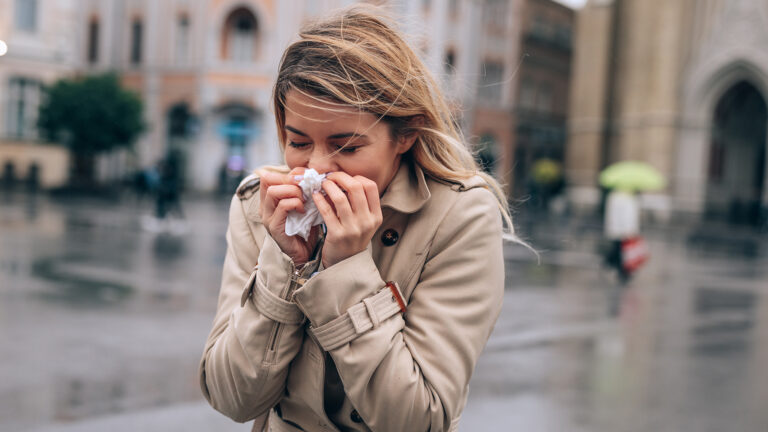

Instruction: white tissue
[285,169,327,241]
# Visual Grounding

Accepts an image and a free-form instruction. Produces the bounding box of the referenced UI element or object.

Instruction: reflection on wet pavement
[1,191,768,431]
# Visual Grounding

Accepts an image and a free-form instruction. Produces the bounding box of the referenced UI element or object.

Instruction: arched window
[222,7,259,62]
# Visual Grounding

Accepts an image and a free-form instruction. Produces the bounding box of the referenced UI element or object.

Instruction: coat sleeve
[199,194,309,422]
[291,187,505,431]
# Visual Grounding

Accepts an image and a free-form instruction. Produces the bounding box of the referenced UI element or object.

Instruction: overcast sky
[552,0,588,8]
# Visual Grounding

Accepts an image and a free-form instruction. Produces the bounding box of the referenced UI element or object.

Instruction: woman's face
[282,90,412,194]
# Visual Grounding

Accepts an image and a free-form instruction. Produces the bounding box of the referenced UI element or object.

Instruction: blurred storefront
[568,0,768,225]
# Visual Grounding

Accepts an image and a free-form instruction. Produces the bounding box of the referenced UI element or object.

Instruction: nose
[306,147,337,174]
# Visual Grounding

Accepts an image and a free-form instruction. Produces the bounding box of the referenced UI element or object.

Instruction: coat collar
[380,158,431,214]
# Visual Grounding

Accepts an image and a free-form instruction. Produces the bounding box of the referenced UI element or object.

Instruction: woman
[200,7,517,431]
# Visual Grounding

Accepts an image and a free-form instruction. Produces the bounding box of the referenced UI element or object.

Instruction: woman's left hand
[312,172,383,268]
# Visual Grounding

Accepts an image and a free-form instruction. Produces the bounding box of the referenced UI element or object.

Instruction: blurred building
[75,0,340,192]
[569,0,768,225]
[72,0,530,193]
[413,0,574,201]
[2,0,575,194]
[0,0,74,188]
[510,0,573,198]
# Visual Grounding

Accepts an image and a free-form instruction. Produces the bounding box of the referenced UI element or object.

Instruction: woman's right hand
[258,167,318,267]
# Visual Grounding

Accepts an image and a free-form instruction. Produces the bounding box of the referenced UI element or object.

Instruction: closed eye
[288,141,311,149]
[335,144,360,154]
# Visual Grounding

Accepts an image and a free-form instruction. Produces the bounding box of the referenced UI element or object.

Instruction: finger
[312,191,341,231]
[354,175,381,215]
[271,198,305,230]
[327,172,367,213]
[266,184,303,200]
[259,170,290,204]
[322,179,354,222]
[263,184,304,217]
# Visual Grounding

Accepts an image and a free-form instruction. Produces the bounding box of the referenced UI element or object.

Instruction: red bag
[621,236,649,273]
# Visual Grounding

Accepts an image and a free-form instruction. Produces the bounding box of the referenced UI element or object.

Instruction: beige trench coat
[199,159,505,432]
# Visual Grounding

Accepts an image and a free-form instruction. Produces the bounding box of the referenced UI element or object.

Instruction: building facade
[0,0,75,188]
[568,0,768,225]
[469,0,574,202]
[76,0,352,192]
[512,0,573,197]
[2,0,570,195]
[72,0,540,193]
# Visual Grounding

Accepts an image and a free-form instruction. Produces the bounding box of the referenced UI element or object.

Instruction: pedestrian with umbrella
[600,161,665,283]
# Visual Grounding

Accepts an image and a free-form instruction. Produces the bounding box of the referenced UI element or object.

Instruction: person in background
[603,187,640,284]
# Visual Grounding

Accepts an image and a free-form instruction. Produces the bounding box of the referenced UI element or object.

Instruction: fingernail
[293,175,303,182]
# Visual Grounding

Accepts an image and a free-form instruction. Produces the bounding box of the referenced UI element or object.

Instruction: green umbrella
[532,158,562,185]
[599,161,666,192]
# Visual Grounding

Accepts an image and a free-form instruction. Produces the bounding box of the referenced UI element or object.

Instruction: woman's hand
[312,172,383,268]
[259,167,319,267]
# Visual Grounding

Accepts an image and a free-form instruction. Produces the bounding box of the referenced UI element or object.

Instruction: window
[175,14,190,64]
[484,0,507,30]
[519,79,536,109]
[223,8,259,62]
[555,25,572,48]
[476,134,498,175]
[15,0,37,32]
[87,18,100,64]
[531,17,550,40]
[444,49,456,75]
[130,18,143,65]
[6,77,42,140]
[536,85,552,113]
[477,61,504,103]
[449,0,458,15]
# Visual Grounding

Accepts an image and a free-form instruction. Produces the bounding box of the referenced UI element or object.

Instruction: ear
[395,116,424,155]
[395,133,417,155]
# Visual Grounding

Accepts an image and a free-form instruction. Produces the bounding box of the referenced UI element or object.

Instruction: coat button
[381,229,399,246]
[350,409,363,423]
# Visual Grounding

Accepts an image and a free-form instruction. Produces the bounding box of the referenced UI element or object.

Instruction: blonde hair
[272,5,520,241]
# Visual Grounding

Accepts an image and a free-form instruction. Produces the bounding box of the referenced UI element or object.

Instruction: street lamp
[0,40,8,56]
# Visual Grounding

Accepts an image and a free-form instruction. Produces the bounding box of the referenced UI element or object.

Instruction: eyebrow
[285,125,368,140]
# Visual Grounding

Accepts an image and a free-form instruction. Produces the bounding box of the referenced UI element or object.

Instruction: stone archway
[705,81,767,225]
[677,58,768,218]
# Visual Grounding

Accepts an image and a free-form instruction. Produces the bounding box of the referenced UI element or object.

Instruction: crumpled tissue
[285,169,327,241]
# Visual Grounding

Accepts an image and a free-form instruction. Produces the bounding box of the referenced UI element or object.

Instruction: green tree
[37,73,145,185]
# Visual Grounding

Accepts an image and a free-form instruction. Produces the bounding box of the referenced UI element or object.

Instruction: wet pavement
[1,190,767,432]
